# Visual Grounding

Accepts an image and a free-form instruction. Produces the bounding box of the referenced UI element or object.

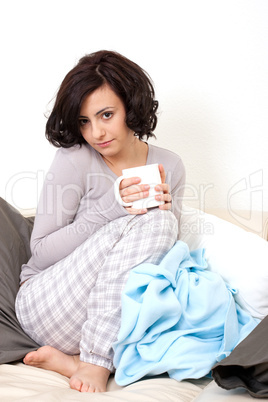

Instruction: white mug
[114,163,164,209]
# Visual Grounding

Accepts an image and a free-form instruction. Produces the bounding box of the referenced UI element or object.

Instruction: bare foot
[23,345,80,378]
[69,361,110,393]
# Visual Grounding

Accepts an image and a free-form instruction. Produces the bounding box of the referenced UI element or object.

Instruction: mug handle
[114,176,133,207]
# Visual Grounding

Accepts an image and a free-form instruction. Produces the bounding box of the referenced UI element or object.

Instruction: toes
[70,377,82,392]
[70,379,98,393]
[81,383,91,393]
[23,351,36,365]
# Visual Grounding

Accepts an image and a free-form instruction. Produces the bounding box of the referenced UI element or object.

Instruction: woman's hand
[119,177,150,215]
[155,164,172,210]
[119,164,172,215]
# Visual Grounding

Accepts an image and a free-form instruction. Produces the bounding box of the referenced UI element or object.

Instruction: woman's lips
[97,140,114,148]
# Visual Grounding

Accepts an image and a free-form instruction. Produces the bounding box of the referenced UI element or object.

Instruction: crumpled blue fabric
[113,241,259,386]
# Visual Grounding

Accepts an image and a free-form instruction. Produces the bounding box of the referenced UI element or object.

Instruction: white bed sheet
[0,362,210,402]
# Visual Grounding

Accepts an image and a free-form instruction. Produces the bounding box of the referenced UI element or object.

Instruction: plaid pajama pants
[16,209,178,371]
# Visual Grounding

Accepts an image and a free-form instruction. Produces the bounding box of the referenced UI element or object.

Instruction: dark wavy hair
[45,50,159,148]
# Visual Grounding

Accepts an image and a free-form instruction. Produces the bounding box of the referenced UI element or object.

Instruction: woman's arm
[30,149,128,270]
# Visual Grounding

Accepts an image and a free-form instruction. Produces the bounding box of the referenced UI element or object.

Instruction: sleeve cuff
[80,350,115,372]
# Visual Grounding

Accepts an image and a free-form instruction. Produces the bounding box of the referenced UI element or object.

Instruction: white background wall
[1,0,267,220]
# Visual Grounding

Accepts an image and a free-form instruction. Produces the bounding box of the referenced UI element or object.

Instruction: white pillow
[179,206,268,319]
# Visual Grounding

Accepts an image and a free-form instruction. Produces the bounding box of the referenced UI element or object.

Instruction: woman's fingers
[155,183,170,194]
[119,178,150,204]
[125,206,148,215]
[119,177,140,190]
[156,192,172,210]
[156,166,172,210]
[158,164,166,184]
[118,169,172,213]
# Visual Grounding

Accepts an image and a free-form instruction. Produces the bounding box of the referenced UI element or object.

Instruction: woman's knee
[140,209,178,240]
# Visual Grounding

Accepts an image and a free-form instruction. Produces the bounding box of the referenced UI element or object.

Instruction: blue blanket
[113,241,259,385]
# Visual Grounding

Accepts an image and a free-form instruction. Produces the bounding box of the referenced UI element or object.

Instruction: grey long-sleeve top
[20,142,186,283]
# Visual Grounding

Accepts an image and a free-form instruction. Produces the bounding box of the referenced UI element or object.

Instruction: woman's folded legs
[16,209,178,391]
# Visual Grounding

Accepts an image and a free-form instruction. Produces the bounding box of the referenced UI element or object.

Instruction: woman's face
[79,85,134,160]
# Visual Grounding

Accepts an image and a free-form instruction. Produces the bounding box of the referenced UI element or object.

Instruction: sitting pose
[15,50,186,393]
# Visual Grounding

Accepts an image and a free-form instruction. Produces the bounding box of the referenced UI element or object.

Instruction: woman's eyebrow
[95,106,115,116]
[79,106,115,119]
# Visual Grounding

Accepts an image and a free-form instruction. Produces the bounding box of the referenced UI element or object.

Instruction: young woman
[15,50,186,393]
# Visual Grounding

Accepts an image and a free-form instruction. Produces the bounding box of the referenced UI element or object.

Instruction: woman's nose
[92,122,105,139]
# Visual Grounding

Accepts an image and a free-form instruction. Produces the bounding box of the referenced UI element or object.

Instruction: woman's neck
[101,138,148,176]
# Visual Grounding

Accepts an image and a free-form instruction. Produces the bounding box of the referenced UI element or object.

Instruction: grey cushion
[212,316,268,398]
[0,197,39,364]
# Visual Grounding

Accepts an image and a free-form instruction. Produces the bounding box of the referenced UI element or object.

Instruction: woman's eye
[103,112,113,119]
[79,119,89,126]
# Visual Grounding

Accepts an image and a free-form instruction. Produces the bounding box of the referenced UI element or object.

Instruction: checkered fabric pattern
[16,209,178,371]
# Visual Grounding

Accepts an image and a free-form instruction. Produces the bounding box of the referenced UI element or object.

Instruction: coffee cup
[114,163,164,209]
